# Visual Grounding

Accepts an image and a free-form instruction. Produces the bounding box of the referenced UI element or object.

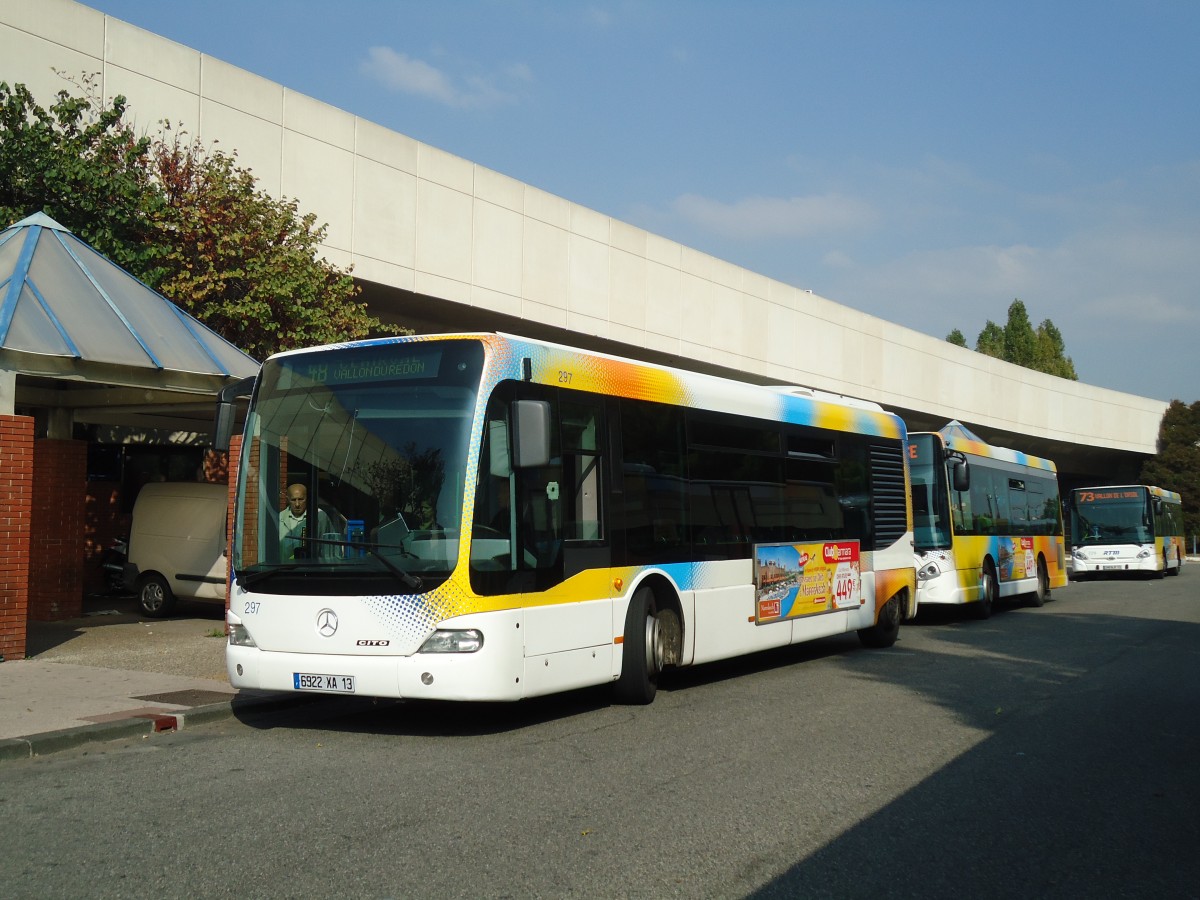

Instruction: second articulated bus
[217,332,917,705]
[909,421,1067,618]
[1069,485,1185,578]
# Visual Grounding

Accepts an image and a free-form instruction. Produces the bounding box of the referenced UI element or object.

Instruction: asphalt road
[2,570,1198,899]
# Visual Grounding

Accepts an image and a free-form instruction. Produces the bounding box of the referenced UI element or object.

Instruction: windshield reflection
[1071,500,1151,545]
[232,340,484,594]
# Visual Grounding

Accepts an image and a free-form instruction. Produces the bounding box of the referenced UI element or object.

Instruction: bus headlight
[917,560,941,581]
[1136,547,1152,559]
[418,629,484,653]
[229,623,257,647]
[1073,548,1088,560]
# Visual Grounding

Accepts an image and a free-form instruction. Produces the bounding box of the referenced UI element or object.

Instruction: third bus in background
[1069,485,1185,579]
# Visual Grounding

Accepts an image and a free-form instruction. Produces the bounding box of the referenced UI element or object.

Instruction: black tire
[614,587,661,705]
[972,561,997,620]
[137,573,176,618]
[858,594,901,648]
[1027,557,1049,607]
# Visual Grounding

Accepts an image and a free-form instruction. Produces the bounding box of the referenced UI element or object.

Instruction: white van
[124,482,228,618]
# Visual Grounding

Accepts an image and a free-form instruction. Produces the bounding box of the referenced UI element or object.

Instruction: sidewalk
[0,594,274,761]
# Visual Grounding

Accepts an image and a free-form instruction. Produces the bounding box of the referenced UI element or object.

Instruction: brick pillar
[29,439,87,621]
[225,435,241,614]
[0,415,34,660]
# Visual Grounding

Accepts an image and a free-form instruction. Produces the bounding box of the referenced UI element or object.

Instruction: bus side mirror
[512,399,551,468]
[950,457,970,493]
[213,376,257,451]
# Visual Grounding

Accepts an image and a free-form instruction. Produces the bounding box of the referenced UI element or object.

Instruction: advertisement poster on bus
[998,536,1035,582]
[754,541,862,625]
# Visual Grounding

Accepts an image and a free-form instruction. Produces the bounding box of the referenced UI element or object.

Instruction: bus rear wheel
[858,593,901,648]
[614,587,662,705]
[972,562,997,620]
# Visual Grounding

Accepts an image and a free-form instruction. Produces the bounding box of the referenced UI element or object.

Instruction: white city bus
[1069,485,1185,578]
[218,333,916,704]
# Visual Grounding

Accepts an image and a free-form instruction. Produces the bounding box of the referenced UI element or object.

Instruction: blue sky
[85,1,1200,403]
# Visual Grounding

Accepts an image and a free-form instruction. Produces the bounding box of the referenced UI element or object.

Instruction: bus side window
[620,400,688,564]
[969,467,1000,535]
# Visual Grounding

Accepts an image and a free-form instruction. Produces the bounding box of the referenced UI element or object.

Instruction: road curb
[0,716,163,762]
[0,692,313,763]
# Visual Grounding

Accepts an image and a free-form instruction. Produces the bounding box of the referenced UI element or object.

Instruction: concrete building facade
[1,1,1171,495]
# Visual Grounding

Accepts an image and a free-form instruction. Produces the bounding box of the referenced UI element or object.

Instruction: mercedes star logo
[316,608,338,638]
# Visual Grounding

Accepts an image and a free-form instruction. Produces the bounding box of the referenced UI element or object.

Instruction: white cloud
[822,249,854,269]
[359,46,528,108]
[670,192,878,240]
[828,222,1200,367]
[1089,291,1196,325]
[851,244,1033,310]
[503,62,534,84]
[585,6,614,28]
[360,47,456,103]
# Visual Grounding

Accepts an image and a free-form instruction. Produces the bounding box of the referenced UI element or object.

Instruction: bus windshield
[908,433,952,552]
[232,340,485,594]
[1072,489,1151,545]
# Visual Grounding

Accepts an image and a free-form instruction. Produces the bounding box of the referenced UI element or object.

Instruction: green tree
[947,298,1077,380]
[975,320,1006,359]
[1,79,394,359]
[0,78,160,273]
[1033,319,1077,379]
[1140,400,1200,537]
[1002,299,1038,368]
[146,130,387,360]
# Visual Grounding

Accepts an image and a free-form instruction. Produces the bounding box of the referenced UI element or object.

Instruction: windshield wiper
[237,563,311,589]
[304,537,424,592]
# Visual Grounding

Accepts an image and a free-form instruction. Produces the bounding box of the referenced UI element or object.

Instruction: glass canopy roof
[0,212,258,382]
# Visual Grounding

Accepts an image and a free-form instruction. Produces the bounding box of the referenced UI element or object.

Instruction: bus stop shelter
[0,213,258,660]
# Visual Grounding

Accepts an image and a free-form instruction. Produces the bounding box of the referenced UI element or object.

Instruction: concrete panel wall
[4,0,1167,458]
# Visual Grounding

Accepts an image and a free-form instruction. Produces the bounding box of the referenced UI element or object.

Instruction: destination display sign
[281,349,444,388]
[1076,489,1141,504]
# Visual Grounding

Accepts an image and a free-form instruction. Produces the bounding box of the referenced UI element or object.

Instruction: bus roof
[913,420,1058,473]
[269,331,907,441]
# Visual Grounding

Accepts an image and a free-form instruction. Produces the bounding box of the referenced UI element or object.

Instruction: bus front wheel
[972,562,997,620]
[1027,557,1050,607]
[615,586,662,705]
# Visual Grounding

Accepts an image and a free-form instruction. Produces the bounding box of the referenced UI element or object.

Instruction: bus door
[556,394,609,580]
[471,384,610,594]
